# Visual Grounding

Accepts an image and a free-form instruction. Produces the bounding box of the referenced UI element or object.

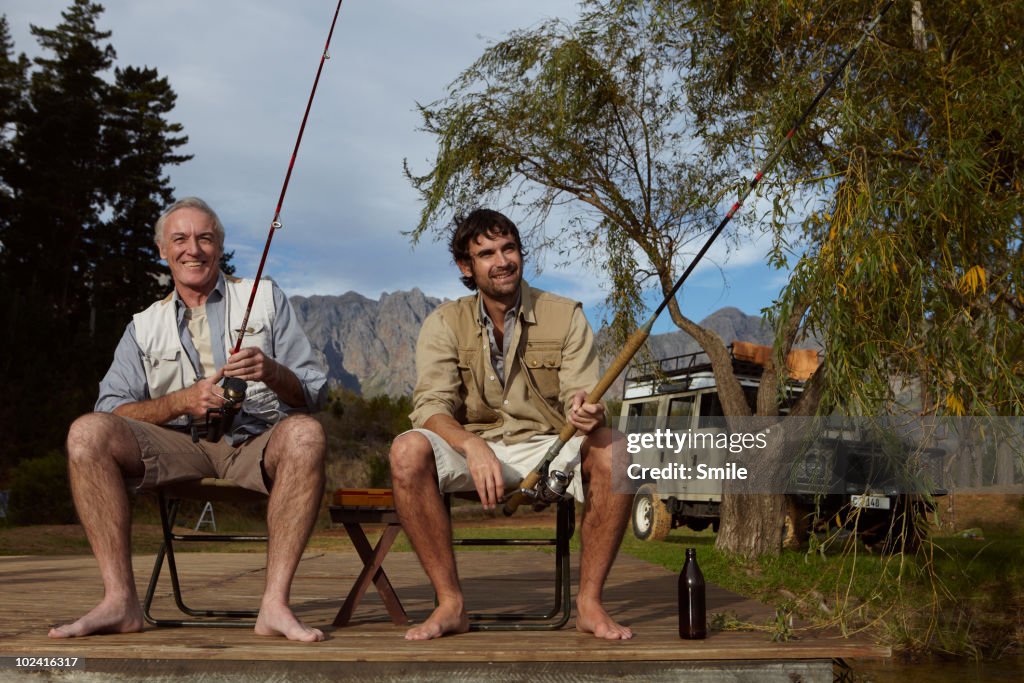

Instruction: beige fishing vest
[133,277,280,423]
[412,282,599,442]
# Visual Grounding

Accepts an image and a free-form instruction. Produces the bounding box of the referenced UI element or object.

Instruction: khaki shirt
[410,281,599,443]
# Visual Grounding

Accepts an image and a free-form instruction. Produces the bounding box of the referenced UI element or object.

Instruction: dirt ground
[934,491,1024,532]
[3,491,1018,556]
[0,500,562,556]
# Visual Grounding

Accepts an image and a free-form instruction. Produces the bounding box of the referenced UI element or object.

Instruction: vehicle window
[697,392,724,428]
[627,400,660,418]
[743,386,758,413]
[668,397,694,420]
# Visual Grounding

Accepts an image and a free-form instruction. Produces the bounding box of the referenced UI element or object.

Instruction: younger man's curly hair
[449,209,527,291]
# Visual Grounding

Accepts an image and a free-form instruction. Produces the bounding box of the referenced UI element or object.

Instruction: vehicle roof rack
[625,343,765,386]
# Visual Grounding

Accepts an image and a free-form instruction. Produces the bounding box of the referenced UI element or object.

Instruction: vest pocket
[232,321,268,350]
[142,348,183,397]
[523,342,562,401]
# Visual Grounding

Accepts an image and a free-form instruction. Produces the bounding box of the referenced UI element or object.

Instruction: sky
[4,0,788,334]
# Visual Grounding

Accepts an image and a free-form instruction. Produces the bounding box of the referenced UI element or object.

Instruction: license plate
[851,495,890,510]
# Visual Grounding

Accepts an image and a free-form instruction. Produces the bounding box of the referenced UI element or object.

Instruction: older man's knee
[66,413,130,466]
[271,414,326,472]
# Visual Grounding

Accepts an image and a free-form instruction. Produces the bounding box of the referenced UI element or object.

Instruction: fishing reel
[191,377,247,443]
[515,469,574,512]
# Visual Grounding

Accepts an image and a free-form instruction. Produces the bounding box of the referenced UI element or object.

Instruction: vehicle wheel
[783,496,811,550]
[631,484,672,541]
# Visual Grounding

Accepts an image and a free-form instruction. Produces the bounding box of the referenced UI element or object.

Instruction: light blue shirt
[479,292,520,386]
[96,273,327,443]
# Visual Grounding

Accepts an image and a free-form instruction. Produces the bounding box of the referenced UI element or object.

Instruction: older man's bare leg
[255,414,327,642]
[389,432,469,640]
[49,413,146,638]
[575,427,633,640]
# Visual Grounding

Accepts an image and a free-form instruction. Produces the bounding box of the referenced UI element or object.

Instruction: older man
[50,197,328,642]
[389,208,633,641]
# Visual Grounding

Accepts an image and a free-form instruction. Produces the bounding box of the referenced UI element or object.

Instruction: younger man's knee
[389,432,435,481]
[582,427,624,481]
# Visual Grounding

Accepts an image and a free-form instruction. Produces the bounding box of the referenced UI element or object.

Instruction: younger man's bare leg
[389,432,469,640]
[255,415,327,642]
[49,413,145,638]
[574,427,633,640]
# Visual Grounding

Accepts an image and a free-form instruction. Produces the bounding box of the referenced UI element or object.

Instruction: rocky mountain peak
[290,288,443,397]
[291,289,781,399]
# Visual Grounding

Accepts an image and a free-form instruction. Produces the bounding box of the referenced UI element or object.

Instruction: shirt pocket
[457,346,495,422]
[522,341,562,402]
[142,348,183,396]
[456,346,478,386]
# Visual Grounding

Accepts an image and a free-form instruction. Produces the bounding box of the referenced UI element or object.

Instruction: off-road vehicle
[620,341,945,550]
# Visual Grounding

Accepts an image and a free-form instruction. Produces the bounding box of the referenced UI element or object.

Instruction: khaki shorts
[404,429,587,502]
[123,417,276,494]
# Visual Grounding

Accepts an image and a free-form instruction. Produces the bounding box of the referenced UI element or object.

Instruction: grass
[616,526,1024,659]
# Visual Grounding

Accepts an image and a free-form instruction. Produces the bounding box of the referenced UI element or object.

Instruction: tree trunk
[995,440,1017,487]
[716,493,787,557]
[664,296,800,559]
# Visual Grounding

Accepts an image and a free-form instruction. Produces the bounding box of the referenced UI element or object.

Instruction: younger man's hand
[464,437,504,510]
[568,389,605,434]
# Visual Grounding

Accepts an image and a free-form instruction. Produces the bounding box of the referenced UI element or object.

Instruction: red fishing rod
[504,0,896,514]
[197,0,345,442]
[231,0,345,354]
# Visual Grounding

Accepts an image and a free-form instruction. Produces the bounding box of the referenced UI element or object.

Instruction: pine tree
[94,65,190,352]
[0,16,29,201]
[0,1,190,471]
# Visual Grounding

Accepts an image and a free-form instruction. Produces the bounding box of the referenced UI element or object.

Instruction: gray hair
[154,197,226,248]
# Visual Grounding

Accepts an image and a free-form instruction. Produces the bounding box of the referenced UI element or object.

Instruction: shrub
[7,451,76,525]
[366,452,391,488]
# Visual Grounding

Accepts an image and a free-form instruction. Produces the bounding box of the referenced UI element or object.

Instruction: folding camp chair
[142,478,267,627]
[445,492,575,631]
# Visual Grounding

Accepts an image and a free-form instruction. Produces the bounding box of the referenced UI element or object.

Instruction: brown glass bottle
[678,547,707,639]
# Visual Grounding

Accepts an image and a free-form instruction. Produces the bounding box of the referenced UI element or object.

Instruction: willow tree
[406,0,1023,557]
[406,4,808,558]
[670,0,1023,419]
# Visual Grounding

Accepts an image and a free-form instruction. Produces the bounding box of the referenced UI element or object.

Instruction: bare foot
[404,601,469,640]
[255,602,324,642]
[48,598,144,638]
[575,598,633,640]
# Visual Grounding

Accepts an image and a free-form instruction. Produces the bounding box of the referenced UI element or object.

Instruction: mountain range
[290,290,778,399]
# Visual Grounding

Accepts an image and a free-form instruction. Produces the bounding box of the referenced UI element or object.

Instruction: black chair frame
[142,478,267,628]
[446,493,575,631]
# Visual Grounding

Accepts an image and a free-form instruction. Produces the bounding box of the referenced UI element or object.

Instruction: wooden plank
[0,551,889,663]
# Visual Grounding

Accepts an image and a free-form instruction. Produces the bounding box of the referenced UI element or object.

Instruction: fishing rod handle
[502,318,654,515]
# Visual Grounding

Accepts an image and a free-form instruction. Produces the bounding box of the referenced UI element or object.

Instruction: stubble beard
[480,264,521,301]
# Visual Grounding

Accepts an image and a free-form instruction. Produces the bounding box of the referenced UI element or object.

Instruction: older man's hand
[224,347,279,384]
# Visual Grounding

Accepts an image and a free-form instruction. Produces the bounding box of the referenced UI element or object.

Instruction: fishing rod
[503,0,896,514]
[197,0,345,442]
[231,0,345,355]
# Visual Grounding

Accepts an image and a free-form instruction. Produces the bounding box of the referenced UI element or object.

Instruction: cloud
[6,0,787,324]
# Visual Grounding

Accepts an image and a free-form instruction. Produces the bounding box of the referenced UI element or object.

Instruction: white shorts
[403,429,587,502]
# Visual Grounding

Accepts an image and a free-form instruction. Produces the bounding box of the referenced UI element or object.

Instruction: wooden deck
[0,538,888,681]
